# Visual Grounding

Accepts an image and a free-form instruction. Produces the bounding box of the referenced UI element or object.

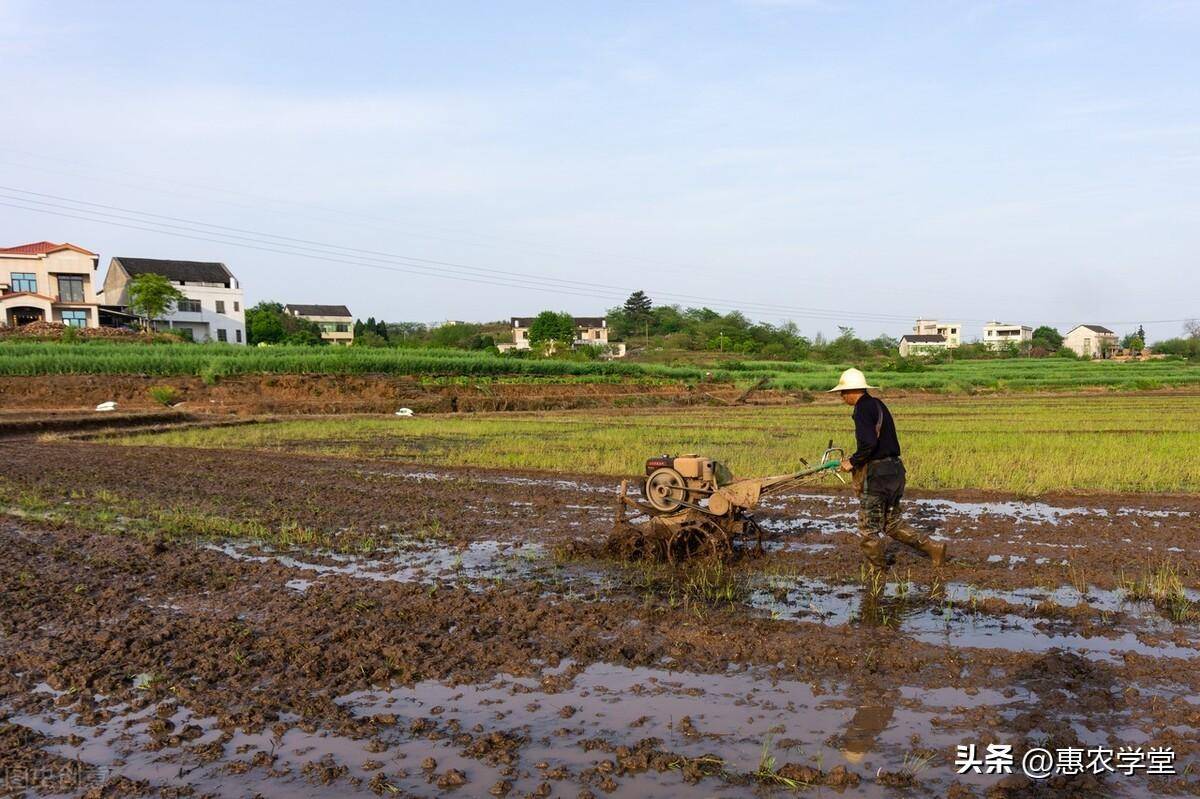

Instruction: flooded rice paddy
[1,439,1198,797]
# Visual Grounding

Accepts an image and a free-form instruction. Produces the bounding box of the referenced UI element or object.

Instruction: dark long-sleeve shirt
[849,393,901,468]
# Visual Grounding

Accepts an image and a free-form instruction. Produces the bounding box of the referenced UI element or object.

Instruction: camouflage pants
[858,492,904,539]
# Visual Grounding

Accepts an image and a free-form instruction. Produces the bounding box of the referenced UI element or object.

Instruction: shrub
[147,385,180,406]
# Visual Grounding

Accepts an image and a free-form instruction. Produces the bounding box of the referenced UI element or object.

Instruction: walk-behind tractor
[609,442,847,564]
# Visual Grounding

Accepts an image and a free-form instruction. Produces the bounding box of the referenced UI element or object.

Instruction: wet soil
[1,438,1198,797]
[0,374,797,415]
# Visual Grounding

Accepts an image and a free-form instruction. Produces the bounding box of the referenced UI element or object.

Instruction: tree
[246,304,285,344]
[355,330,388,347]
[387,321,428,342]
[528,311,576,348]
[127,273,185,330]
[1185,319,1200,340]
[245,301,326,345]
[1121,328,1145,351]
[1031,325,1063,352]
[623,291,652,318]
[622,291,653,340]
[429,321,483,348]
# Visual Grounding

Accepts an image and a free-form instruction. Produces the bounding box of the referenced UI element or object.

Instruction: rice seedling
[1066,562,1089,595]
[901,750,936,778]
[681,562,749,605]
[752,738,804,788]
[115,394,1200,494]
[1119,561,1197,622]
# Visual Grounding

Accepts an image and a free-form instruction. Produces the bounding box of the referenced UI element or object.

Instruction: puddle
[747,576,1200,663]
[9,660,1177,798]
[205,539,550,590]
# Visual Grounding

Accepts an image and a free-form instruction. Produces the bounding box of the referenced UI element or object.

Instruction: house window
[10,272,37,293]
[235,329,242,343]
[177,298,201,313]
[61,310,88,327]
[57,275,85,302]
[233,301,240,312]
[336,323,348,333]
[216,300,226,313]
[217,328,227,342]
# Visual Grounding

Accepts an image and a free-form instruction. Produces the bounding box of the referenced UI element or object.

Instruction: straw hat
[827,367,876,392]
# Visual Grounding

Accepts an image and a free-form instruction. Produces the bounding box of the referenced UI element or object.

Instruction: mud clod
[436,768,468,789]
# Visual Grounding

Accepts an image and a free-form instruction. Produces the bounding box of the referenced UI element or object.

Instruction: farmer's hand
[839,458,853,472]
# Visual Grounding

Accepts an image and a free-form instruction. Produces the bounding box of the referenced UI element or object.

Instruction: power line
[0,185,913,322]
[0,187,932,326]
[0,147,884,294]
[0,181,1186,331]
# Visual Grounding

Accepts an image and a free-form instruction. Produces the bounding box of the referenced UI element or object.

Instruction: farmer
[829,368,947,569]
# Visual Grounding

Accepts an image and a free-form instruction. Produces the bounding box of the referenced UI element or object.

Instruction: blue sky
[1,0,1197,341]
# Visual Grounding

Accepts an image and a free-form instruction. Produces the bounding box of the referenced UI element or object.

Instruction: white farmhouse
[982,321,1033,350]
[502,316,625,357]
[899,334,951,357]
[285,304,354,345]
[1063,324,1118,359]
[102,257,246,344]
[912,319,961,347]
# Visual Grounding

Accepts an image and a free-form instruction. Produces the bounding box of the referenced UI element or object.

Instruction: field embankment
[0,373,778,414]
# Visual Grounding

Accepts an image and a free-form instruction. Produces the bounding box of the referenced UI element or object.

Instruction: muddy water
[3,443,1199,797]
[200,521,1200,668]
[206,539,550,590]
[9,660,1183,798]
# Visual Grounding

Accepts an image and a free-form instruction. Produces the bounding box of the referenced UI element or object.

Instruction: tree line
[238,292,1197,362]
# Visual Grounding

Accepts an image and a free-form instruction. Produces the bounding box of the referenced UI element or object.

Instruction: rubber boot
[890,525,947,567]
[859,535,889,570]
[922,539,947,567]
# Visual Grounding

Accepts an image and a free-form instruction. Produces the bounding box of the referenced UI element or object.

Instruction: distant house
[0,241,102,328]
[502,316,626,358]
[286,304,354,346]
[913,319,962,348]
[102,257,246,344]
[1063,324,1118,359]
[899,334,951,357]
[982,321,1033,350]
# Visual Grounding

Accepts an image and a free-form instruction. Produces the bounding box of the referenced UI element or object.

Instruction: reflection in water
[838,611,898,767]
[854,579,921,628]
[841,701,896,765]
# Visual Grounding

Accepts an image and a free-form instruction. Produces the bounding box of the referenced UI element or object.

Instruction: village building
[285,304,354,345]
[102,257,246,344]
[982,321,1033,350]
[913,319,962,347]
[501,316,626,357]
[899,334,952,357]
[0,241,102,328]
[1063,324,1118,359]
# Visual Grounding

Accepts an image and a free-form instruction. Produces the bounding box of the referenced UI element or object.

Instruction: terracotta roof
[286,304,353,318]
[0,291,58,304]
[1074,324,1116,335]
[0,241,98,257]
[901,334,947,343]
